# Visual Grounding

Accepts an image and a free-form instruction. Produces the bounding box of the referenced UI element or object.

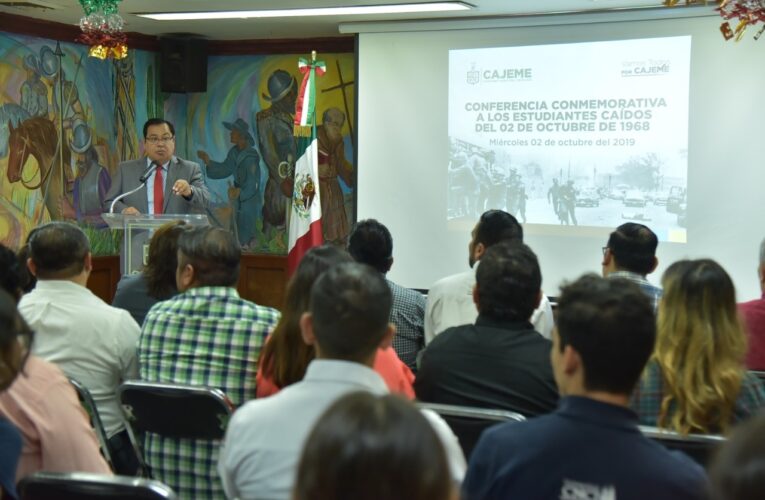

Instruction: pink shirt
[0,356,112,481]
[256,347,415,399]
[740,294,765,370]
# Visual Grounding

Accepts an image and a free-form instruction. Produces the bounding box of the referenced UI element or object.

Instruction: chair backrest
[416,402,525,460]
[118,381,234,441]
[18,472,176,500]
[68,377,114,470]
[639,425,726,466]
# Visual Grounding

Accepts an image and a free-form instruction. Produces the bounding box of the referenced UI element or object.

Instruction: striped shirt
[608,270,662,312]
[388,280,426,372]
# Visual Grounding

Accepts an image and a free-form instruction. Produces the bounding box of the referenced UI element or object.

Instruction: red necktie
[154,165,164,214]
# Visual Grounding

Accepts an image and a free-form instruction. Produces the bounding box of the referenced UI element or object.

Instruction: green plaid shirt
[631,360,765,431]
[138,286,280,499]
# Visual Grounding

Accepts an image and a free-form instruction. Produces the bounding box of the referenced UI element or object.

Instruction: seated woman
[0,288,24,500]
[631,259,765,434]
[112,220,187,325]
[257,245,414,399]
[294,392,455,500]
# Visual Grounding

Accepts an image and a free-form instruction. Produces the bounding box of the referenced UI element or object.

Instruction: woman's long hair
[258,245,352,389]
[143,220,187,299]
[655,259,747,434]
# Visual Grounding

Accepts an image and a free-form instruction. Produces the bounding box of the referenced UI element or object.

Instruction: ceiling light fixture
[136,2,472,21]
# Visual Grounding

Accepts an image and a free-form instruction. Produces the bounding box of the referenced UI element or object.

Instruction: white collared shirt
[19,280,141,437]
[218,359,466,500]
[145,157,169,214]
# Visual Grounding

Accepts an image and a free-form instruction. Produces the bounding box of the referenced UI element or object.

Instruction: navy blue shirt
[463,396,707,500]
[0,417,21,500]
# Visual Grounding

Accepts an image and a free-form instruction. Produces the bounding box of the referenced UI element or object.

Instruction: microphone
[139,162,158,183]
[109,162,156,214]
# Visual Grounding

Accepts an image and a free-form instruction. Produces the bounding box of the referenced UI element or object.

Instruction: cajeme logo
[467,64,532,84]
[621,59,671,77]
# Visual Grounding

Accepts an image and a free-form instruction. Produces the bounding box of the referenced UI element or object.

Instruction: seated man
[602,222,662,310]
[739,237,765,370]
[138,226,280,498]
[462,275,707,500]
[218,263,465,500]
[415,241,558,416]
[19,222,140,474]
[348,219,426,372]
[425,210,554,342]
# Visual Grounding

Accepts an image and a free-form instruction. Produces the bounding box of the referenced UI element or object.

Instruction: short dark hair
[606,223,658,275]
[475,210,523,248]
[0,289,34,392]
[556,274,656,395]
[143,118,175,138]
[709,413,765,500]
[295,392,452,500]
[309,263,392,362]
[28,222,90,280]
[144,221,188,298]
[347,219,393,274]
[0,244,22,301]
[177,226,240,287]
[475,241,541,322]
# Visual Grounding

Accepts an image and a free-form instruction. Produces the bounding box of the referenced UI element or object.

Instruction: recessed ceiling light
[137,2,472,21]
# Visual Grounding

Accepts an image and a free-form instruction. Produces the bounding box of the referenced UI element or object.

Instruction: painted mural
[0,30,355,255]
[167,53,355,253]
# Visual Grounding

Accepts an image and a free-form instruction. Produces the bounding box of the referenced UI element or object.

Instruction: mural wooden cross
[321,60,355,149]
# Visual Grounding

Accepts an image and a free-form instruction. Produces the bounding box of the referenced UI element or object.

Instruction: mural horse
[7,116,71,221]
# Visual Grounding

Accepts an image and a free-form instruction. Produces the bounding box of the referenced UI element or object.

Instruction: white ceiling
[0,0,709,40]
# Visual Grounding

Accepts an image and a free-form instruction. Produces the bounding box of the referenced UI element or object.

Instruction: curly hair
[654,259,747,435]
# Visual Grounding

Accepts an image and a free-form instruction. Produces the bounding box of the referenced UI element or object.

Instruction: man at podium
[104,118,210,215]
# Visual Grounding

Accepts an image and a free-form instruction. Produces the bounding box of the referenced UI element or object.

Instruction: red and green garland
[76,0,128,60]
[666,0,765,42]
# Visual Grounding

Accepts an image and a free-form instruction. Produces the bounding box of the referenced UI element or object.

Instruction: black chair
[416,402,525,460]
[68,377,114,470]
[639,425,726,466]
[18,472,176,499]
[118,381,234,475]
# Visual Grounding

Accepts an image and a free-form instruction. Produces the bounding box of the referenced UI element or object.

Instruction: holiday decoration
[76,0,128,59]
[666,1,765,42]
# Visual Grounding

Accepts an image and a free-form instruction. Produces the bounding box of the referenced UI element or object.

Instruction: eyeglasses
[146,136,174,145]
[602,246,609,256]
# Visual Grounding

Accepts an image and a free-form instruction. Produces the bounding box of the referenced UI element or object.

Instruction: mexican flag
[287,55,326,276]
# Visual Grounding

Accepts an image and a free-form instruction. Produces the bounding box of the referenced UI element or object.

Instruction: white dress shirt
[218,359,466,500]
[19,280,141,437]
[424,263,554,344]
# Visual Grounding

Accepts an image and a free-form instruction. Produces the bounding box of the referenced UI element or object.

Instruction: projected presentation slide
[448,36,691,242]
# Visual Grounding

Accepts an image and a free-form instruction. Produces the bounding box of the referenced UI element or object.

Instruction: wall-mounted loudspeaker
[159,36,208,93]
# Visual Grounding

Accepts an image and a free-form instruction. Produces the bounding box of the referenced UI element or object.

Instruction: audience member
[257,245,415,399]
[294,392,455,500]
[601,222,662,310]
[0,290,24,500]
[139,226,280,498]
[631,259,765,434]
[348,219,427,372]
[18,222,140,474]
[462,275,707,500]
[112,220,187,325]
[16,228,39,294]
[739,237,765,370]
[219,263,465,500]
[0,248,111,482]
[425,210,553,342]
[415,241,558,416]
[708,413,765,500]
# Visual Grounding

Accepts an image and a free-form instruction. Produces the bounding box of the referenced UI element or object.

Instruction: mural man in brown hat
[198,118,261,247]
[256,69,297,239]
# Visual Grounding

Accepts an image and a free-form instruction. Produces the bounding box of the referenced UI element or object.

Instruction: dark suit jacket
[103,156,210,214]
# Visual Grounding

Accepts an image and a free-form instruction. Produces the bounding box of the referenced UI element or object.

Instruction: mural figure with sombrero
[60,118,111,223]
[20,54,48,119]
[197,118,261,247]
[256,69,298,238]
